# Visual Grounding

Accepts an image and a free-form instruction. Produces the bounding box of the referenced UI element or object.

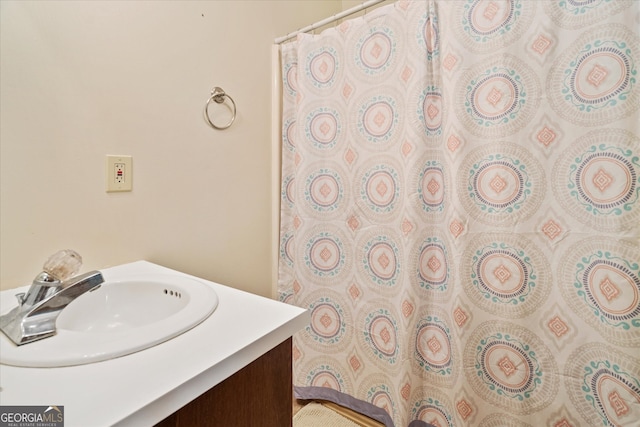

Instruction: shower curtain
[277,1,639,426]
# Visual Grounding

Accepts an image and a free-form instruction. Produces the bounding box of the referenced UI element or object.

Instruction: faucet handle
[15,293,25,305]
[42,249,83,281]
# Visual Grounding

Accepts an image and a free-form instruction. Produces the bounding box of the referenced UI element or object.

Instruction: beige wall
[0,0,341,296]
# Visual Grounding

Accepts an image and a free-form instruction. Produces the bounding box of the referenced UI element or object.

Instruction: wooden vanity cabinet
[155,338,292,427]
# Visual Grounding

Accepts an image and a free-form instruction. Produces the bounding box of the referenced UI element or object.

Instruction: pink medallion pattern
[463,320,559,415]
[356,228,403,296]
[278,1,640,426]
[565,343,640,426]
[559,238,640,348]
[461,233,551,318]
[547,24,639,126]
[458,143,545,226]
[453,0,535,53]
[552,129,640,232]
[455,54,540,137]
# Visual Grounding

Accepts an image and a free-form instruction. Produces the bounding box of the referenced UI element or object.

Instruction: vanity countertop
[0,261,309,427]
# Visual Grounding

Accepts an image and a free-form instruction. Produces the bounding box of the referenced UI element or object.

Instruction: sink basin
[0,274,218,367]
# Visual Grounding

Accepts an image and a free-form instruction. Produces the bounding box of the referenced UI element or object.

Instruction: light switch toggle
[106,155,132,192]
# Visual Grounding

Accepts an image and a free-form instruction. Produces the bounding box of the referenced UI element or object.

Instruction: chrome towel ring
[204,87,236,130]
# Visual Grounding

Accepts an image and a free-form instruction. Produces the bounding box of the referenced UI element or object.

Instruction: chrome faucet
[0,250,104,346]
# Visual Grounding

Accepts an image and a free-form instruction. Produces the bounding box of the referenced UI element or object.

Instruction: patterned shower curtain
[277,1,639,426]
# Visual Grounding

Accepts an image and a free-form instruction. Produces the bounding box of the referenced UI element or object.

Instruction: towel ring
[204,87,236,130]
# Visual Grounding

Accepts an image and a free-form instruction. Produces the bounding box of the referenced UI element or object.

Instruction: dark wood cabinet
[155,338,292,427]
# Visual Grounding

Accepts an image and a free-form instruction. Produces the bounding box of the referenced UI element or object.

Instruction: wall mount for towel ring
[204,87,236,130]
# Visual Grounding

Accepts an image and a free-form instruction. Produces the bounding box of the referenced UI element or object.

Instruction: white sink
[0,274,218,367]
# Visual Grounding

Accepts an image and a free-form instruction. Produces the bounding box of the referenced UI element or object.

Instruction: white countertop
[0,261,309,427]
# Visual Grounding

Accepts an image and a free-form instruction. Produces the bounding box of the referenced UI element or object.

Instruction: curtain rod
[274,0,386,44]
